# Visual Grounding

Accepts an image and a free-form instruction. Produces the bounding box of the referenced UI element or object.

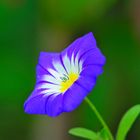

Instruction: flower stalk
[85,97,114,140]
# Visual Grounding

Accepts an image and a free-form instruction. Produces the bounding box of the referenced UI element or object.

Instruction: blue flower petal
[62,82,88,112]
[24,32,106,117]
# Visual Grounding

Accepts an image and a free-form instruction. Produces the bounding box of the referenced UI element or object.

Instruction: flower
[24,32,106,117]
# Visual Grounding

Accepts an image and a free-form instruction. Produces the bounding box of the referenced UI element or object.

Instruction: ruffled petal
[24,93,48,115]
[80,47,106,67]
[80,65,104,78]
[62,82,88,112]
[24,52,65,116]
[36,52,58,76]
[24,93,63,116]
[62,32,96,55]
[61,32,97,64]
[62,73,96,112]
[45,94,63,117]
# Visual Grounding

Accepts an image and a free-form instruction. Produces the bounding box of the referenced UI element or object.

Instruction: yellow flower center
[60,73,79,93]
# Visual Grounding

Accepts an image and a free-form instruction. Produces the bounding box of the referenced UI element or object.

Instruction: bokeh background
[0,0,140,140]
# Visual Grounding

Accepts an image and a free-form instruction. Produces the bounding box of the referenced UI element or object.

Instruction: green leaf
[69,127,98,140]
[116,105,140,140]
[98,128,109,140]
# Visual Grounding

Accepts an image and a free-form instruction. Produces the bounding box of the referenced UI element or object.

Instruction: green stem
[85,97,114,140]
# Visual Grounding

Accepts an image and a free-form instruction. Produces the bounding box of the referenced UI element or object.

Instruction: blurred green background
[0,0,140,140]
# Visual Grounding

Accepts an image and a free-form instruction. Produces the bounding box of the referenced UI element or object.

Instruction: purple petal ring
[24,32,106,117]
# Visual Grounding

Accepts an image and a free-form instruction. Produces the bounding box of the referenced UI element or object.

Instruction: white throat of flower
[39,53,83,95]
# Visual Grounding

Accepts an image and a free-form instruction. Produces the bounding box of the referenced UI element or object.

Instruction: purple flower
[24,32,106,117]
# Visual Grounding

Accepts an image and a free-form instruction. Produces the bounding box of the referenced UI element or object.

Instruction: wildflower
[24,32,106,117]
